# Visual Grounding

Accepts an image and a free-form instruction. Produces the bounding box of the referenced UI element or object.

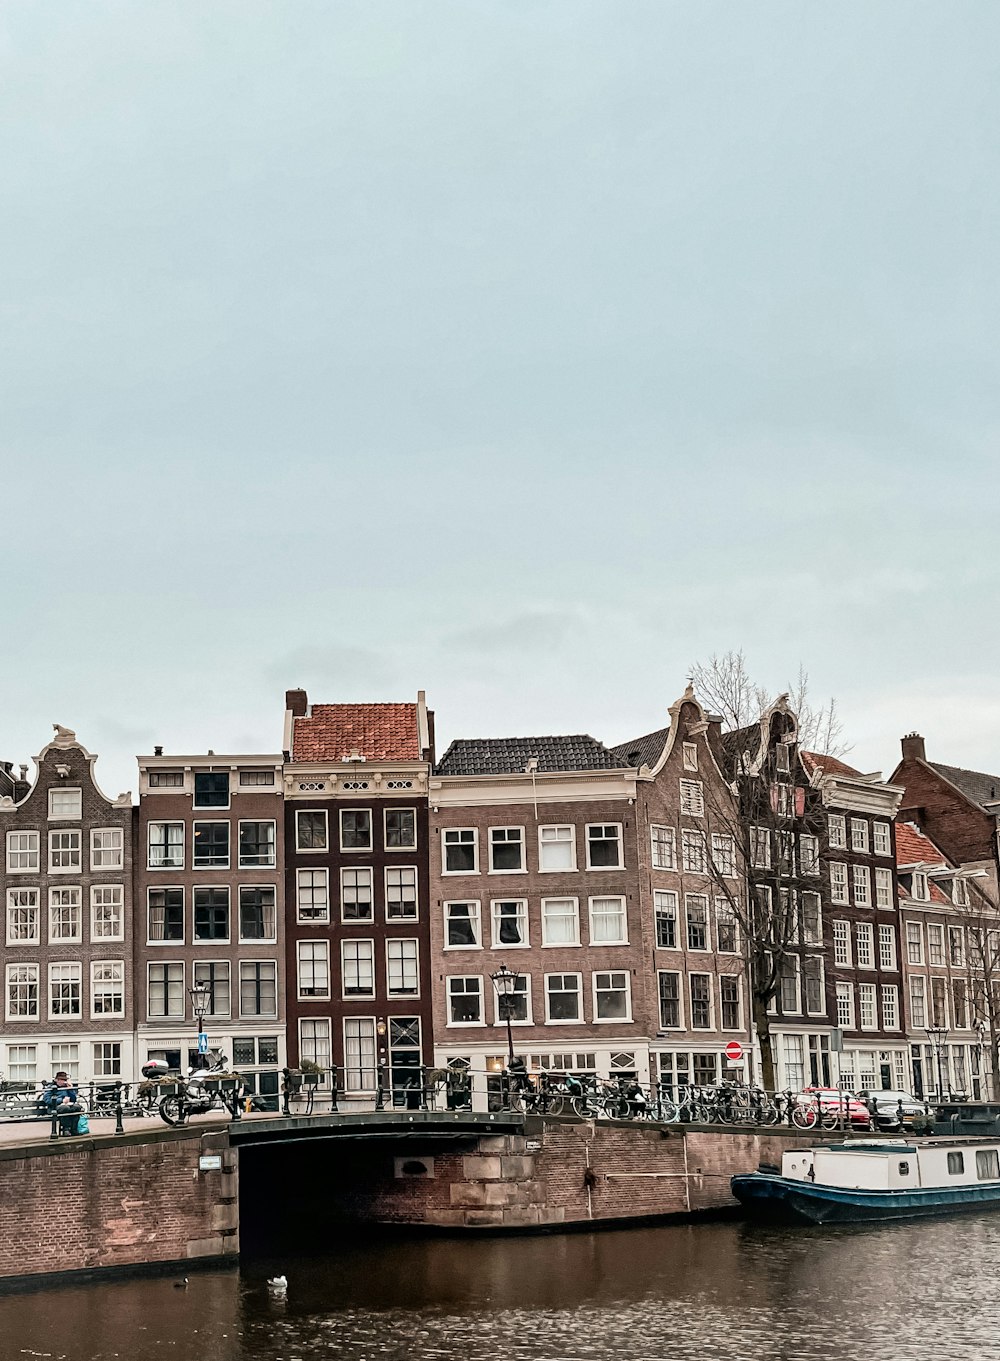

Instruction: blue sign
[197,1032,208,1054]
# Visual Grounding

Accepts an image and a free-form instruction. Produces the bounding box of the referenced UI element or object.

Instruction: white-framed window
[835,981,854,1028]
[650,824,676,871]
[443,828,478,874]
[238,820,276,868]
[750,827,770,869]
[681,829,707,874]
[93,1042,122,1078]
[879,924,897,971]
[779,956,801,1014]
[385,866,418,920]
[909,976,926,1028]
[873,821,891,856]
[657,971,682,1028]
[927,923,945,966]
[912,872,930,902]
[953,877,970,907]
[859,982,877,1031]
[447,975,484,1024]
[91,885,124,940]
[239,961,278,1018]
[296,868,330,923]
[239,886,276,941]
[952,977,969,1028]
[148,887,184,942]
[716,898,739,953]
[775,741,792,774]
[874,867,893,909]
[193,886,230,942]
[679,779,704,817]
[489,827,524,873]
[384,808,417,850]
[493,972,531,1025]
[906,921,924,965]
[148,821,184,869]
[193,821,230,869]
[386,939,419,996]
[6,888,39,945]
[856,921,874,969]
[711,834,735,878]
[588,896,627,945]
[444,900,481,948]
[830,862,849,905]
[6,831,39,873]
[719,975,742,1031]
[91,960,125,1017]
[49,886,81,942]
[7,1044,36,1082]
[593,971,631,1021]
[240,769,275,787]
[297,940,331,999]
[689,973,712,1029]
[833,919,851,967]
[491,899,528,947]
[682,742,698,771]
[90,827,123,870]
[147,769,184,789]
[148,961,184,1018]
[49,830,81,872]
[685,894,710,951]
[538,824,575,872]
[804,957,825,1015]
[49,1043,80,1082]
[48,788,82,820]
[542,897,579,946]
[586,824,622,870]
[341,867,373,922]
[828,814,847,850]
[193,960,231,1017]
[545,973,582,1023]
[853,865,871,907]
[340,808,372,851]
[881,984,899,1030]
[930,976,948,1027]
[295,809,328,852]
[949,926,965,968]
[6,963,39,1020]
[654,890,678,949]
[799,834,820,876]
[801,891,822,945]
[49,962,82,1019]
[193,771,229,808]
[850,818,870,854]
[300,1018,332,1072]
[343,1018,377,1092]
[341,940,374,997]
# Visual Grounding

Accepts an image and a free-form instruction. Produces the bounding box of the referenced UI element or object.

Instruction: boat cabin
[782,1141,1000,1191]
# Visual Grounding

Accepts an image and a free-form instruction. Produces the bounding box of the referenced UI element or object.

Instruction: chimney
[286,688,308,718]
[154,745,163,757]
[901,732,926,762]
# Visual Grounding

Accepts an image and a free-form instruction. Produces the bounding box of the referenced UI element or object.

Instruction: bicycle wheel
[657,1097,680,1124]
[546,1095,566,1116]
[158,1095,188,1127]
[791,1104,818,1129]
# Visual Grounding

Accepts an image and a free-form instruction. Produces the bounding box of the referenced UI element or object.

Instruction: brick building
[427,732,647,1097]
[134,748,286,1097]
[0,726,135,1085]
[282,689,434,1103]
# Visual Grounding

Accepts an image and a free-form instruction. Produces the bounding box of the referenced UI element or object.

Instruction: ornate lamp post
[189,981,211,1064]
[375,1019,388,1111]
[491,963,521,1067]
[925,1024,951,1100]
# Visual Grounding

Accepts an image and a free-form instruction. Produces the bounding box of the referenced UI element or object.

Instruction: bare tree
[959,882,1000,1100]
[691,651,849,759]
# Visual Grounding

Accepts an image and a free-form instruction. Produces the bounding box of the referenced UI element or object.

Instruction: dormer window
[953,878,970,907]
[912,871,929,902]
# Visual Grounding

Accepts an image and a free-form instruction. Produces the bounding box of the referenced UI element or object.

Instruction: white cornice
[428,768,637,808]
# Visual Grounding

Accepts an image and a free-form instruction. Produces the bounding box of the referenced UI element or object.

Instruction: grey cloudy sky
[2,3,998,795]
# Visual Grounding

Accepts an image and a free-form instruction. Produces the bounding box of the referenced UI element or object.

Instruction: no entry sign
[724,1041,744,1062]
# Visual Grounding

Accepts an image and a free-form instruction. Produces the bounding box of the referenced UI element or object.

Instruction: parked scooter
[156,1052,242,1126]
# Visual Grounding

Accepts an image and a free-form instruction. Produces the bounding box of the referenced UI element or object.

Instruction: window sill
[487,869,527,876]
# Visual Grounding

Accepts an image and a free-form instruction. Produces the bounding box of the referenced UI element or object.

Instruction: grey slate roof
[610,727,670,770]
[435,735,624,777]
[930,762,1000,808]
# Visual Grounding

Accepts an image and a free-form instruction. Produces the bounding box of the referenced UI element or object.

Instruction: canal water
[2,1215,999,1361]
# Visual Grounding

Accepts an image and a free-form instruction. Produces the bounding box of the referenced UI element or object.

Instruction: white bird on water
[267,1275,288,1298]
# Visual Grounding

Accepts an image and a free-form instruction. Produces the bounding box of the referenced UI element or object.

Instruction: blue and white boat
[732,1139,1000,1224]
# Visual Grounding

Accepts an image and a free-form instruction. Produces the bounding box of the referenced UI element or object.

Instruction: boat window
[897,1161,910,1176]
[948,1152,965,1175]
[976,1150,1000,1181]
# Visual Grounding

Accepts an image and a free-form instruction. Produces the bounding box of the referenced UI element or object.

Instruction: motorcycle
[155,1053,243,1127]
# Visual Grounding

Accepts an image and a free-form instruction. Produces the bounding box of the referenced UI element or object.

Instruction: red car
[794,1086,872,1130]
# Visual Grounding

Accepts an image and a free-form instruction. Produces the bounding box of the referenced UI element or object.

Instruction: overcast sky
[2,3,998,796]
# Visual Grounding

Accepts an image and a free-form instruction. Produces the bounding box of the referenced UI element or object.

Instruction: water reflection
[4,1217,1000,1361]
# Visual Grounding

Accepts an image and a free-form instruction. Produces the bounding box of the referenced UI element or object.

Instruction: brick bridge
[0,1110,826,1287]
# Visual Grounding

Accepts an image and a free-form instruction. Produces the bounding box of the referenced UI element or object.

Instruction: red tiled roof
[292,703,420,762]
[895,822,951,904]
[802,751,863,778]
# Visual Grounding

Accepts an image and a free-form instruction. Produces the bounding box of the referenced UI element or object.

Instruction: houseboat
[732,1139,1000,1224]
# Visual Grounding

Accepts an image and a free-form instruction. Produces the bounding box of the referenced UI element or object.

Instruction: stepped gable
[435,734,623,777]
[291,703,419,761]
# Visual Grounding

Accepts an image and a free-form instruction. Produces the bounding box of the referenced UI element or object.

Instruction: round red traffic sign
[724,1041,744,1062]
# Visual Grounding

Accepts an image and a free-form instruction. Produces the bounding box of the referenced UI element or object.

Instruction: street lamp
[374,1019,388,1111]
[189,981,211,1067]
[491,963,521,1067]
[925,1025,951,1100]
